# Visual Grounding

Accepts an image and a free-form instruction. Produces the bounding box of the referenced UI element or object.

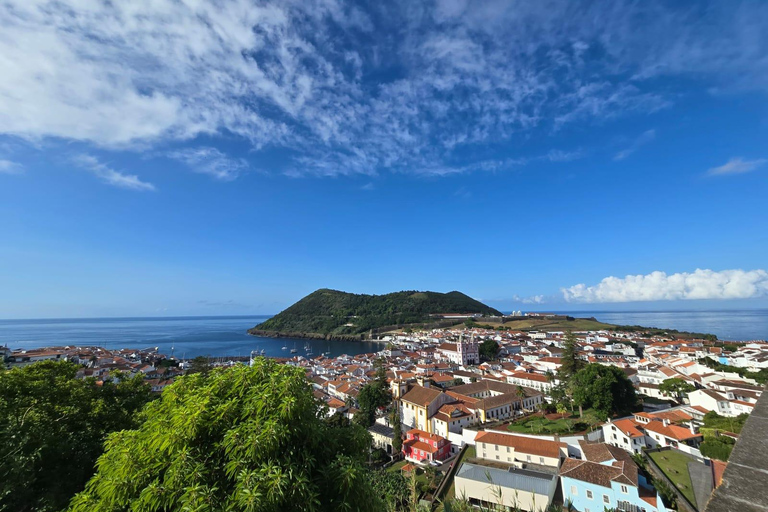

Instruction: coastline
[247,329,386,343]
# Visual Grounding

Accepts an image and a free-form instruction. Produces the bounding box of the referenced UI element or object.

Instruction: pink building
[402,428,450,463]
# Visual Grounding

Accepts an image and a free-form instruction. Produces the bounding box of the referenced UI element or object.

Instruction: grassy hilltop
[249,288,502,339]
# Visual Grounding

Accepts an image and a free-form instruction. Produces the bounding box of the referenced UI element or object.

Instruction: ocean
[554,310,768,341]
[0,316,384,359]
[0,310,765,358]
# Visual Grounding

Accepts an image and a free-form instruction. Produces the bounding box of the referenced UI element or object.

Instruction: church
[436,334,479,366]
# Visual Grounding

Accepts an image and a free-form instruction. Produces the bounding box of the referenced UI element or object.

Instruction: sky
[1,0,767,318]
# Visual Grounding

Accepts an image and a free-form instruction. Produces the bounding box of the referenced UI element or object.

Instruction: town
[4,319,766,512]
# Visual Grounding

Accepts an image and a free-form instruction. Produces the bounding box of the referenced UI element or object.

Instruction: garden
[505,411,602,435]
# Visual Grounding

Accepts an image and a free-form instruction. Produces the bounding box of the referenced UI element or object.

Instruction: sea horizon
[1,309,766,359]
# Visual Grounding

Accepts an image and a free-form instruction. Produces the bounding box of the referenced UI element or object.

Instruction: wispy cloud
[73,154,155,191]
[614,129,656,161]
[562,269,768,302]
[168,147,248,181]
[512,294,546,304]
[0,159,23,174]
[0,1,766,177]
[707,157,767,176]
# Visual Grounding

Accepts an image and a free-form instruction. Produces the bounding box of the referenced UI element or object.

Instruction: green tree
[571,364,637,419]
[558,331,585,381]
[371,470,409,511]
[70,359,384,512]
[479,339,500,361]
[0,361,152,512]
[391,407,403,455]
[356,378,393,428]
[659,378,695,403]
[186,355,212,375]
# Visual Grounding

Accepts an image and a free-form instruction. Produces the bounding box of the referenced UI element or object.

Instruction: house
[560,442,663,512]
[398,384,452,432]
[474,431,567,468]
[455,463,558,512]
[506,371,555,395]
[402,429,450,463]
[368,422,396,455]
[643,419,702,450]
[602,417,647,454]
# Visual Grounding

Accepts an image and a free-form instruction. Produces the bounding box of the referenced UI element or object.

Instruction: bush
[700,440,734,461]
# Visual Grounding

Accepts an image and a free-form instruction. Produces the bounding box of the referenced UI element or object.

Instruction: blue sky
[1,0,767,318]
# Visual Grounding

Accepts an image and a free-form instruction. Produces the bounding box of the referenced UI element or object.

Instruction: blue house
[559,442,664,512]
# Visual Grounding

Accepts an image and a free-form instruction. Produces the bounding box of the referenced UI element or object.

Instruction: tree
[391,407,403,455]
[558,331,585,381]
[659,378,695,403]
[479,339,500,361]
[371,470,409,511]
[356,378,393,428]
[186,355,213,375]
[0,361,152,512]
[570,364,637,419]
[70,359,384,512]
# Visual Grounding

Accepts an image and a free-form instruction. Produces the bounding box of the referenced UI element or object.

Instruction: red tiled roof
[475,431,565,459]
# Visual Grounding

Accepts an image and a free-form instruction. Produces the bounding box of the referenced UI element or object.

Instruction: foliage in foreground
[70,359,384,512]
[0,361,152,512]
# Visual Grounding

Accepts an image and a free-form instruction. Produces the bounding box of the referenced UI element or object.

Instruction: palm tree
[515,385,527,413]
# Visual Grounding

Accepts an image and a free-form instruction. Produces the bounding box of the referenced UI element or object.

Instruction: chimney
[690,422,696,435]
[663,418,670,427]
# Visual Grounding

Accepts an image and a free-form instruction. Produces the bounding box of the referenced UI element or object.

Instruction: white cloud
[707,157,767,176]
[513,294,546,304]
[73,154,155,191]
[0,159,23,174]
[562,269,768,303]
[168,147,248,181]
[614,129,656,161]
[0,1,766,177]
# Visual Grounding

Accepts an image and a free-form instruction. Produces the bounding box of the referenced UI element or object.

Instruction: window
[496,455,499,460]
[621,485,628,494]
[527,455,531,462]
[603,495,610,505]
[495,445,499,451]
[539,457,544,464]
[586,490,593,499]
[506,447,510,453]
[570,486,578,496]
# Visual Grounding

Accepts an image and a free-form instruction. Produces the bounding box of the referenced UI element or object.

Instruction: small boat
[290,342,297,354]
[282,345,287,350]
[260,349,266,355]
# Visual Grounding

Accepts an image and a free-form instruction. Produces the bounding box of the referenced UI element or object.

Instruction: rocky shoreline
[247,329,379,343]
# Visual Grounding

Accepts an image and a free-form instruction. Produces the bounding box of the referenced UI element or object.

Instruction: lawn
[648,450,697,507]
[506,412,599,435]
[386,460,407,473]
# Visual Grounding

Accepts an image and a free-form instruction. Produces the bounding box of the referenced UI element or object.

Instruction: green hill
[249,289,502,340]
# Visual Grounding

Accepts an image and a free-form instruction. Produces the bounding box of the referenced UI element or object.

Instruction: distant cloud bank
[562,269,768,303]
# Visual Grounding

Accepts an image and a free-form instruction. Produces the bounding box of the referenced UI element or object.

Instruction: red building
[402,428,450,463]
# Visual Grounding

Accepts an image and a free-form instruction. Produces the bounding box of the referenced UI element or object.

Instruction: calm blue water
[554,310,768,341]
[0,311,765,357]
[0,316,384,358]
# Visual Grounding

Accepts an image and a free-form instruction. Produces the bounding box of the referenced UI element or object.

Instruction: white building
[436,334,479,366]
